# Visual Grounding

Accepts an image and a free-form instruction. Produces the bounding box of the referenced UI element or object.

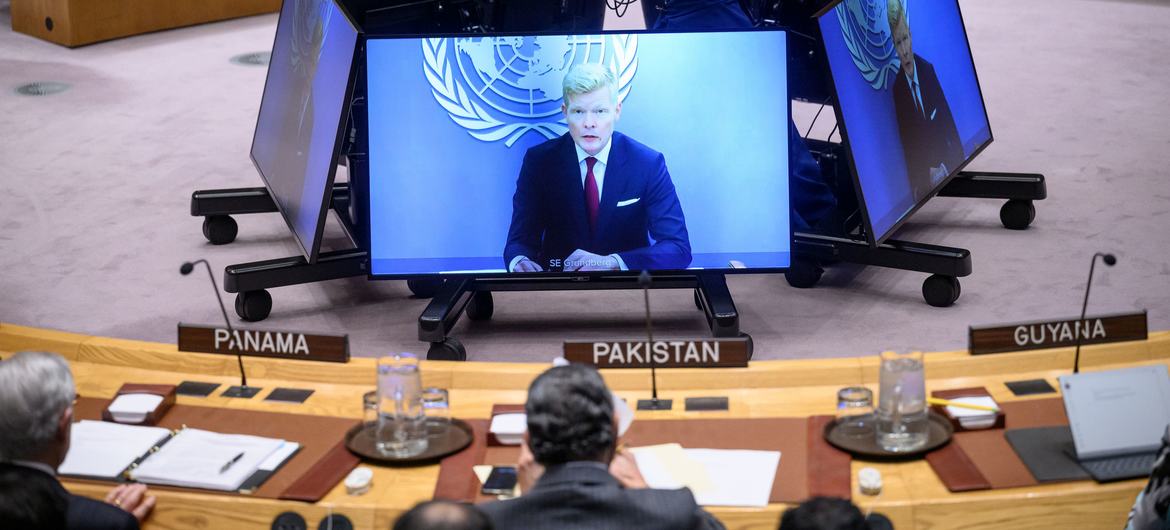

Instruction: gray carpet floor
[1,0,1167,362]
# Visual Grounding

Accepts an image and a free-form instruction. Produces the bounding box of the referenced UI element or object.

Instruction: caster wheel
[922,274,960,308]
[202,215,238,245]
[693,289,703,311]
[235,290,272,321]
[740,332,754,360]
[427,337,467,361]
[1000,199,1035,230]
[467,291,494,321]
[785,258,823,288]
[407,278,442,298]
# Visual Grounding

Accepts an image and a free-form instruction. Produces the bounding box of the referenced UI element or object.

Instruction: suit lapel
[558,134,590,242]
[594,133,628,246]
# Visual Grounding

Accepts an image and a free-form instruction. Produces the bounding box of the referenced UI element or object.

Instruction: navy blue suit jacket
[0,463,138,530]
[504,132,692,271]
[892,55,964,199]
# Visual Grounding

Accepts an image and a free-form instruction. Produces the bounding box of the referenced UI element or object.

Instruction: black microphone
[1073,253,1116,374]
[182,260,257,397]
[636,270,671,411]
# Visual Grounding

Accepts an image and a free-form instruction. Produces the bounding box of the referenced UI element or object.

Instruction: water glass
[376,353,428,458]
[421,387,451,437]
[876,350,928,453]
[835,387,875,438]
[362,390,378,426]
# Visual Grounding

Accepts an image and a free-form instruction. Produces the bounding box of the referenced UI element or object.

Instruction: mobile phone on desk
[481,466,518,496]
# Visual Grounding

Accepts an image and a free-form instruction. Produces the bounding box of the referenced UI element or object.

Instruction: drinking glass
[835,386,875,438]
[421,387,450,437]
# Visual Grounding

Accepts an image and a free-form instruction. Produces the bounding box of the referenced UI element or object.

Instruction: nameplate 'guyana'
[968,311,1147,355]
[178,324,349,363]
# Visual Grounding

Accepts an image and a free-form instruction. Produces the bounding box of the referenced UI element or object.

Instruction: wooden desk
[2,322,1164,530]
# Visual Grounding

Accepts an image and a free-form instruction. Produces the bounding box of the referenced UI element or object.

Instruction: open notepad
[58,421,299,492]
[629,443,781,507]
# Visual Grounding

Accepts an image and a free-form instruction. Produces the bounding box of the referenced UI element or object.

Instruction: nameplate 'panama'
[178,324,349,363]
[563,338,749,368]
[968,311,1147,355]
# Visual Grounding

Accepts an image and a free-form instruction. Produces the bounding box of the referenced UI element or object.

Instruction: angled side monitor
[365,30,792,278]
[818,0,993,245]
[250,0,361,263]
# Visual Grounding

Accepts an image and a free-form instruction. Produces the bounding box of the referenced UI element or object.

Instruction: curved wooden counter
[2,322,1165,530]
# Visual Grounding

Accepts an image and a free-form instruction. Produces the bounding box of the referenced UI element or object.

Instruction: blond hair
[562,63,618,104]
[887,0,906,32]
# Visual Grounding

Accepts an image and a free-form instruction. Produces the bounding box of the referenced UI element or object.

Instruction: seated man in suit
[394,500,493,530]
[888,0,965,199]
[479,364,724,530]
[504,63,692,273]
[0,351,155,530]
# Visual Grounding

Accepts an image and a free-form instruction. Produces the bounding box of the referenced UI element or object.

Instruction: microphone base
[636,398,673,411]
[222,385,262,399]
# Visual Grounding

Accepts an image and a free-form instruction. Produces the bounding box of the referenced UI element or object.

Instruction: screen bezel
[818,0,994,247]
[249,0,363,264]
[363,27,793,280]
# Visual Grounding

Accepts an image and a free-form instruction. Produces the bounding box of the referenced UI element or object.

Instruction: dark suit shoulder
[525,133,574,160]
[66,493,138,530]
[611,132,663,163]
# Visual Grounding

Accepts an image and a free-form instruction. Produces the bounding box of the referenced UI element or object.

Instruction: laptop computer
[1059,365,1170,482]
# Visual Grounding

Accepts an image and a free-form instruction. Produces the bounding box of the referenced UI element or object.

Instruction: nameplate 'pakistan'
[563,338,749,368]
[178,324,349,363]
[968,311,1147,355]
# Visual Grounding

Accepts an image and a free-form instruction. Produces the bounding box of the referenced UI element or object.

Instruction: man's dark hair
[393,500,492,530]
[525,364,616,466]
[779,497,867,530]
[0,465,67,530]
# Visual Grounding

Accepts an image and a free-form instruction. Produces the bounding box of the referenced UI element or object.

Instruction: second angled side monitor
[820,0,993,245]
[365,30,792,278]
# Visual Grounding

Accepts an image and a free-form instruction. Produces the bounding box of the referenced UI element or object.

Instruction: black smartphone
[481,466,518,495]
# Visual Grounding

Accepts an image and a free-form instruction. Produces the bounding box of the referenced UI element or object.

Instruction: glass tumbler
[835,386,875,438]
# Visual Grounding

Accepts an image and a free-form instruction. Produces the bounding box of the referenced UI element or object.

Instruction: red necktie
[584,156,599,235]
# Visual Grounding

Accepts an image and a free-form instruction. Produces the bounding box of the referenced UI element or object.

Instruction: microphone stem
[199,260,247,388]
[644,284,657,401]
[1074,254,1100,374]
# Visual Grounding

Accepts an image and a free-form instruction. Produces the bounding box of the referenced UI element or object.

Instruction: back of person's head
[0,351,74,462]
[393,500,492,530]
[779,496,868,530]
[0,464,68,530]
[525,364,615,466]
[562,63,618,103]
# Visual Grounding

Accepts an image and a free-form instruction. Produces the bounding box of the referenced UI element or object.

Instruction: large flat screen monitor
[366,29,792,278]
[250,0,361,262]
[819,0,992,245]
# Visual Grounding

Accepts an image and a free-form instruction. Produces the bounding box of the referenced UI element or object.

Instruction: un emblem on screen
[423,35,638,147]
[835,0,901,90]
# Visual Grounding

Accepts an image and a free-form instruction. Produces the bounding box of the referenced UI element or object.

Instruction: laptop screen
[1059,365,1170,460]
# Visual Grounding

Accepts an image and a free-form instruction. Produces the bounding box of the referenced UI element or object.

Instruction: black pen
[219,452,244,474]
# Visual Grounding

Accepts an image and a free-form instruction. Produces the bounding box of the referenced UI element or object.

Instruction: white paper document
[58,420,172,479]
[631,444,780,507]
[130,428,285,491]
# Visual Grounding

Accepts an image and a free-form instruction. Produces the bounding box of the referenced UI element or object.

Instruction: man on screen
[888,0,965,197]
[504,64,692,273]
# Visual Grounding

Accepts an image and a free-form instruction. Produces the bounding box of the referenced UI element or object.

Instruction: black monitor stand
[417,272,747,361]
[787,139,1046,308]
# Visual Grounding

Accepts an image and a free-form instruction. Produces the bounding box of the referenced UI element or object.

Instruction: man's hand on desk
[609,449,648,489]
[564,249,619,271]
[105,483,156,524]
[514,258,544,273]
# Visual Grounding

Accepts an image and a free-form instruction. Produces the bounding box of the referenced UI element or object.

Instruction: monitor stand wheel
[235,289,273,322]
[922,274,961,308]
[1000,199,1036,230]
[407,278,442,299]
[466,291,494,321]
[427,337,467,361]
[202,215,238,245]
[784,257,824,289]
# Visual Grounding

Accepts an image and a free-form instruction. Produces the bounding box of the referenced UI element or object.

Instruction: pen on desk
[927,397,1000,412]
[219,452,244,474]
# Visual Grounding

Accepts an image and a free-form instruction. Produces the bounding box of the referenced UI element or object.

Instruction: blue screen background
[367,31,791,275]
[820,0,991,242]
